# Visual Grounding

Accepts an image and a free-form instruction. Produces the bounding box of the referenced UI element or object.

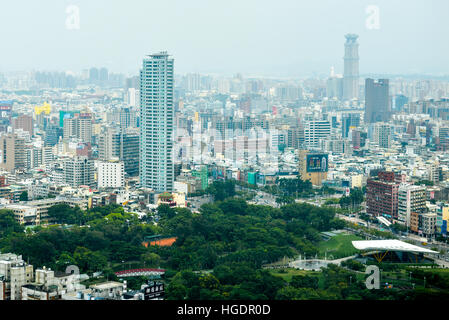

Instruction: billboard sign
[345,187,350,197]
[306,154,328,173]
[144,282,164,300]
[59,110,80,127]
[0,101,12,120]
[0,101,12,110]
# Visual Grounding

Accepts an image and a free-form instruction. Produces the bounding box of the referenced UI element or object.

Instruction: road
[187,195,213,211]
[249,191,278,207]
[429,257,449,268]
[336,213,366,225]
[235,185,279,207]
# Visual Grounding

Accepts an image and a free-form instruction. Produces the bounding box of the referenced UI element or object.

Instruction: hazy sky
[0,0,447,77]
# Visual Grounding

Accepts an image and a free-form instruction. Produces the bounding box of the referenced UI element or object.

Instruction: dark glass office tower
[365,78,390,123]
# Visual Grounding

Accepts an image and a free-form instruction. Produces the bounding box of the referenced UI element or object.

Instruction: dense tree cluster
[3,198,449,300]
[0,205,159,273]
[156,199,342,271]
[0,198,342,299]
[339,188,364,209]
[206,180,236,201]
[19,191,28,202]
[166,265,284,300]
[0,209,24,238]
[263,176,314,200]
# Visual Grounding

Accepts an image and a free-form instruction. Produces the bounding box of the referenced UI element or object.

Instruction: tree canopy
[1,196,444,300]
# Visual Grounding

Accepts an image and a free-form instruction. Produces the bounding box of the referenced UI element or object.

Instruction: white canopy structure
[352,240,438,254]
[376,216,392,227]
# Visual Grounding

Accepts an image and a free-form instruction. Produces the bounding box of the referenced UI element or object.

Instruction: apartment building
[0,253,34,300]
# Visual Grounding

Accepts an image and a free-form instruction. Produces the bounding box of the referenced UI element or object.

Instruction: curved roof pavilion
[352,240,438,254]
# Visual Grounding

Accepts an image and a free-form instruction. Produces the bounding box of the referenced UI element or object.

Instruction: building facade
[373,123,392,148]
[63,113,93,143]
[97,160,125,189]
[298,150,328,186]
[398,184,427,227]
[0,133,26,172]
[139,52,174,192]
[63,157,95,188]
[303,120,331,149]
[0,253,34,300]
[98,127,139,176]
[343,34,359,101]
[13,115,33,136]
[365,78,390,124]
[366,171,400,220]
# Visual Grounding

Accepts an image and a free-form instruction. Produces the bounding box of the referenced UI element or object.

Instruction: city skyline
[2,1,449,306]
[0,0,448,76]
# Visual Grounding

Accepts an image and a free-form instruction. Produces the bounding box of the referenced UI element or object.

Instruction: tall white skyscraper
[139,52,174,192]
[343,34,359,101]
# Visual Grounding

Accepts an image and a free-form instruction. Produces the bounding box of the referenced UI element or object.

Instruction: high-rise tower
[365,78,390,123]
[343,34,359,101]
[139,52,174,192]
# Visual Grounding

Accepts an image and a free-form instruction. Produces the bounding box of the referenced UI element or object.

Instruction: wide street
[186,194,213,211]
